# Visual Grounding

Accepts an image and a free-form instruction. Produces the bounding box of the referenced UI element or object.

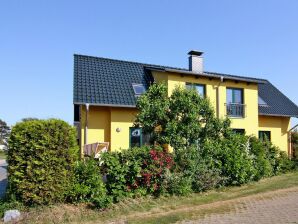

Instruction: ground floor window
[259,131,271,141]
[129,127,142,148]
[232,129,245,135]
[129,127,152,148]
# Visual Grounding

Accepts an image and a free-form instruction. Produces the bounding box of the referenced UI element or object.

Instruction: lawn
[0,151,6,160]
[19,171,298,224]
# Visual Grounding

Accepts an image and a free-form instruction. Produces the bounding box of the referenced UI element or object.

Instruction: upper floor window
[132,84,146,96]
[227,88,243,104]
[226,88,245,117]
[186,83,206,97]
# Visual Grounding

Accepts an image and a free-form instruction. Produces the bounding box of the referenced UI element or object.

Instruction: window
[74,105,80,122]
[129,127,152,148]
[132,84,146,96]
[227,88,243,104]
[130,127,142,147]
[232,129,245,135]
[258,96,268,106]
[259,131,271,141]
[186,83,206,96]
[226,88,245,117]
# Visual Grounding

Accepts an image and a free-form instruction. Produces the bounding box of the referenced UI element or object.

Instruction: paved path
[0,159,7,198]
[182,188,298,224]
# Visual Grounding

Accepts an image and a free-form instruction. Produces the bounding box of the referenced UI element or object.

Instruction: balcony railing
[225,103,246,118]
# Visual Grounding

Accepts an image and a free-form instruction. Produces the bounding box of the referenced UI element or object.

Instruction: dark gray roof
[74,54,298,117]
[258,81,298,117]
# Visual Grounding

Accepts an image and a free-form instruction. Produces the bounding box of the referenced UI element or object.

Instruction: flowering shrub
[101,146,173,201]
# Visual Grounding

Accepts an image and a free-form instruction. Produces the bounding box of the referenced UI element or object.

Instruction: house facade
[73,51,298,155]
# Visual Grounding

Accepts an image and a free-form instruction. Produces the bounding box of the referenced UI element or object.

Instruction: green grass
[14,171,298,224]
[0,151,6,160]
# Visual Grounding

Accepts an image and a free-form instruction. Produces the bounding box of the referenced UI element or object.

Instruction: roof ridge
[74,54,268,82]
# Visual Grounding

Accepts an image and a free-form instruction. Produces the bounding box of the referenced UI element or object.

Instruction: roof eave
[259,113,298,118]
[73,102,137,108]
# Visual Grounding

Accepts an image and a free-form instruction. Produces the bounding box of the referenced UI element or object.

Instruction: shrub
[163,171,193,196]
[66,159,111,208]
[101,146,174,201]
[173,146,223,193]
[7,119,79,205]
[217,134,256,185]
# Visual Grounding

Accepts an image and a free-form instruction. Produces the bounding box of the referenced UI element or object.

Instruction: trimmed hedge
[7,119,79,205]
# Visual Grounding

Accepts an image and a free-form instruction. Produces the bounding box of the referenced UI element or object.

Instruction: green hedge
[7,119,79,205]
[101,146,174,202]
[66,159,111,208]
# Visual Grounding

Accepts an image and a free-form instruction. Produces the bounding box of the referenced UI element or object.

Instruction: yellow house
[73,51,298,156]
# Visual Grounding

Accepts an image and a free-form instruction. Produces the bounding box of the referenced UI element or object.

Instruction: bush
[220,135,257,185]
[101,146,173,201]
[7,119,79,205]
[173,146,224,193]
[66,159,111,208]
[163,171,193,196]
[248,137,274,180]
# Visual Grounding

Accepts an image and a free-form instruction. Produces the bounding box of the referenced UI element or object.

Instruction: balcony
[225,103,246,118]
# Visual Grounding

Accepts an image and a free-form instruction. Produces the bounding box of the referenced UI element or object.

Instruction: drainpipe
[216,76,224,118]
[288,123,298,159]
[84,103,89,145]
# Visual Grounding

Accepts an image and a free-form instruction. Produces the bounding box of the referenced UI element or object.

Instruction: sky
[0,0,298,126]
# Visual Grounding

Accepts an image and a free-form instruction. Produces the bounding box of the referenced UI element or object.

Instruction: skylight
[258,96,268,106]
[132,84,146,95]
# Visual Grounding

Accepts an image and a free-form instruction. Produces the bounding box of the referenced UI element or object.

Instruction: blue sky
[1,0,298,126]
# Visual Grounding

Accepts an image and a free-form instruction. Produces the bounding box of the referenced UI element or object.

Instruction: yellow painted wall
[110,108,138,151]
[80,106,138,152]
[259,116,290,152]
[80,106,111,150]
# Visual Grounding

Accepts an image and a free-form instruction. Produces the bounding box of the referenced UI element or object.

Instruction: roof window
[132,84,146,96]
[258,96,268,106]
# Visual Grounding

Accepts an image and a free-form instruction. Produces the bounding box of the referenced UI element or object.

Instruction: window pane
[130,128,142,147]
[132,84,146,95]
[195,85,205,96]
[227,89,233,104]
[258,96,267,106]
[259,131,271,141]
[232,129,245,135]
[233,89,243,104]
[227,88,243,104]
[186,83,205,96]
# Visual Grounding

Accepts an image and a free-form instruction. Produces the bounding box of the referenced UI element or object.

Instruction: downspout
[288,123,298,159]
[84,103,89,145]
[216,76,224,118]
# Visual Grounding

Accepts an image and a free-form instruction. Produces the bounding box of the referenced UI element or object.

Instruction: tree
[134,83,230,150]
[21,117,39,122]
[291,129,298,158]
[0,119,10,146]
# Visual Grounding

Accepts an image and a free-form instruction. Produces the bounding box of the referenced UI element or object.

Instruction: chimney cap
[188,50,204,56]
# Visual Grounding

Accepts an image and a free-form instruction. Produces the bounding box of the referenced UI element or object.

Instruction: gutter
[216,76,224,118]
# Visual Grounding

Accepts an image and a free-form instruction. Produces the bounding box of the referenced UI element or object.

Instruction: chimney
[188,50,204,73]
